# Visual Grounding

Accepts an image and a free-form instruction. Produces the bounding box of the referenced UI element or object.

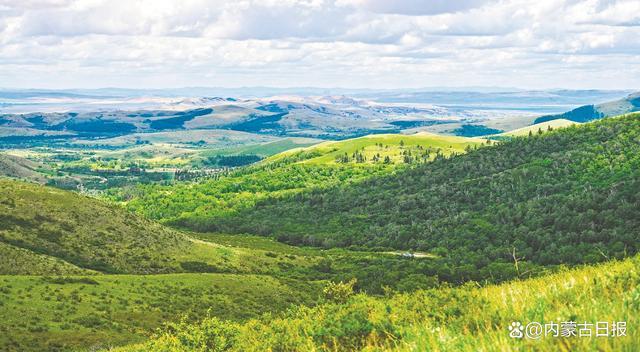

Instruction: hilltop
[267,132,487,165]
[535,91,640,124]
[491,118,578,138]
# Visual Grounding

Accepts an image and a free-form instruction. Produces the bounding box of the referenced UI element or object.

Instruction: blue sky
[0,0,639,90]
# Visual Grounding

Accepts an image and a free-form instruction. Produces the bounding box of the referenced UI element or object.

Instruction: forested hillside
[210,113,640,281]
[119,133,486,230]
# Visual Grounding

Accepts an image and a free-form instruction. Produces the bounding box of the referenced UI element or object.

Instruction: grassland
[492,118,578,138]
[0,153,51,182]
[118,254,640,352]
[201,137,322,158]
[0,274,321,352]
[0,178,451,350]
[72,129,279,149]
[3,112,638,352]
[268,132,488,165]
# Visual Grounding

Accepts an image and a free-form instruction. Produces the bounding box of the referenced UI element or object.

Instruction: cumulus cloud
[342,0,489,15]
[0,0,638,89]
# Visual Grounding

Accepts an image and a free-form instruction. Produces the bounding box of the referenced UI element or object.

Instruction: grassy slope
[535,92,640,124]
[0,153,49,182]
[122,133,487,229]
[0,179,448,350]
[493,118,578,137]
[203,137,322,158]
[268,132,487,165]
[118,255,640,352]
[0,178,191,274]
[0,178,330,276]
[0,274,320,352]
[0,179,323,351]
[0,242,95,275]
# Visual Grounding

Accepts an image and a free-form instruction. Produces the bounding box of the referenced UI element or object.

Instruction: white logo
[509,322,524,338]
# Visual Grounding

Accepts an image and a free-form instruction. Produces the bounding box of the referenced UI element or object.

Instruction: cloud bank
[0,0,638,89]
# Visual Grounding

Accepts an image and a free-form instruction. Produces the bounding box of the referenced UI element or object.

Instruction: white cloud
[0,0,638,89]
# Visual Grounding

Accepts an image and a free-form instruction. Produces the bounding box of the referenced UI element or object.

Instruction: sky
[0,0,639,90]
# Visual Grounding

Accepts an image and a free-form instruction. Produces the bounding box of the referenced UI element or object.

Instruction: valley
[1,89,639,351]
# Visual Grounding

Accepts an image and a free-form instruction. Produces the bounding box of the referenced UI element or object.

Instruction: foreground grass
[0,274,321,352]
[117,255,640,351]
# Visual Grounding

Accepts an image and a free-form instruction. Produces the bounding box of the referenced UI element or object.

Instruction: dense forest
[206,114,640,281]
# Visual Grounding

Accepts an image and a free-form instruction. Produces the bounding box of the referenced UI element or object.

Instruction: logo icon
[509,322,524,338]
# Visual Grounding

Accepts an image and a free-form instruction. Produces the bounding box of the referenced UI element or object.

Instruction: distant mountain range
[0,89,637,141]
[0,96,495,140]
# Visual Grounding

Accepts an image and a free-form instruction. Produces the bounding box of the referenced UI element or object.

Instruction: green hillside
[119,133,488,231]
[493,118,578,138]
[0,273,320,351]
[3,113,639,351]
[0,153,50,183]
[0,179,192,274]
[210,113,640,282]
[0,179,457,350]
[0,179,322,276]
[268,132,487,165]
[0,242,95,275]
[204,137,322,157]
[119,254,640,352]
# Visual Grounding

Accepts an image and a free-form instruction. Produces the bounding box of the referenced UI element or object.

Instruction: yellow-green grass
[202,137,322,158]
[95,144,199,167]
[494,118,579,137]
[399,257,639,351]
[266,132,489,166]
[0,242,96,276]
[0,273,322,352]
[117,255,640,352]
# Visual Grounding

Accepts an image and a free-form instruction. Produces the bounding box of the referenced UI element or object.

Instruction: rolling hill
[267,132,488,165]
[0,94,538,142]
[535,92,640,124]
[121,133,488,231]
[1,177,462,350]
[0,178,319,276]
[491,118,578,138]
[0,178,192,274]
[208,113,640,282]
[0,99,402,140]
[0,153,50,183]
